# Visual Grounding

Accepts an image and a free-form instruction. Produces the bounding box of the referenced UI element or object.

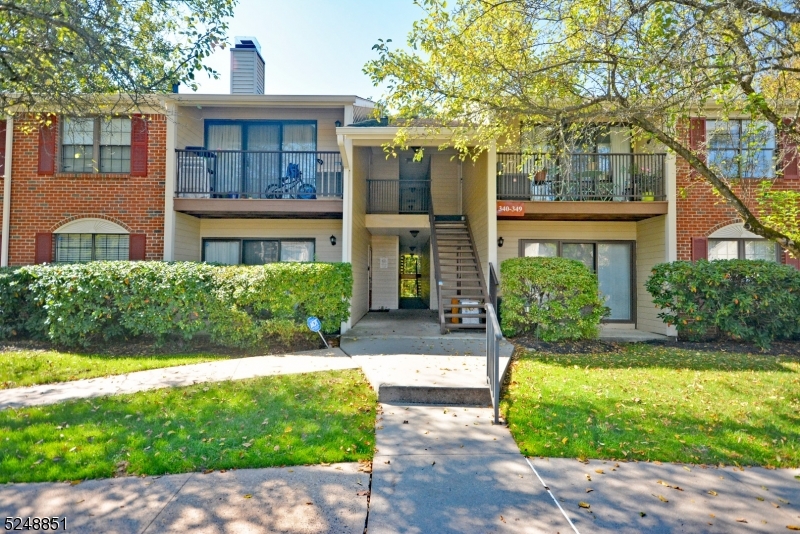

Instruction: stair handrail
[428,193,446,334]
[463,214,491,310]
[488,261,499,312]
[485,301,503,424]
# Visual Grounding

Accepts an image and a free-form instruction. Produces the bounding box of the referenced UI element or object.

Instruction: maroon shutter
[689,117,706,164]
[780,119,799,180]
[35,233,53,264]
[0,120,6,176]
[691,237,708,262]
[129,234,146,261]
[785,252,800,269]
[37,117,57,175]
[130,115,148,176]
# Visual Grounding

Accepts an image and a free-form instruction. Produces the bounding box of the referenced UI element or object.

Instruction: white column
[338,134,353,332]
[665,152,678,336]
[1,118,13,267]
[487,142,498,274]
[163,104,177,261]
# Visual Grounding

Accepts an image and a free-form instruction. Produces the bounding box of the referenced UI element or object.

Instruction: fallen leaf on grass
[578,502,591,509]
[70,480,81,486]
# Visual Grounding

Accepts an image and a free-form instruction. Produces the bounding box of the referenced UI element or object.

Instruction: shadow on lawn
[515,345,800,373]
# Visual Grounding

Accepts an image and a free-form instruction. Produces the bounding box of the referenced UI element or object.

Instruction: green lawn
[0,350,230,389]
[502,345,800,468]
[0,369,377,483]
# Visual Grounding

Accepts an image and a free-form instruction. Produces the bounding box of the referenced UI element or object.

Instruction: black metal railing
[486,302,502,424]
[367,180,431,214]
[488,262,499,312]
[497,153,666,201]
[175,149,343,199]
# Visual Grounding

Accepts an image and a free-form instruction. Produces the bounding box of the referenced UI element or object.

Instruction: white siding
[431,154,460,215]
[463,152,490,283]
[174,213,201,261]
[636,216,668,334]
[176,107,205,150]
[198,219,342,263]
[350,147,371,322]
[370,150,399,180]
[371,234,399,310]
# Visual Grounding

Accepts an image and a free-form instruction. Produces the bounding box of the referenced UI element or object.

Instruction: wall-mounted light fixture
[498,237,504,247]
[410,246,416,253]
[410,230,419,238]
[330,235,337,246]
[335,120,342,128]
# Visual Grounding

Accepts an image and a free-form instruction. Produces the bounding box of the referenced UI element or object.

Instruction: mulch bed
[513,334,800,357]
[0,334,339,358]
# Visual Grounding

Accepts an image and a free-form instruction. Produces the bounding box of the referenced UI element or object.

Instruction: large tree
[365,0,800,257]
[1,0,235,115]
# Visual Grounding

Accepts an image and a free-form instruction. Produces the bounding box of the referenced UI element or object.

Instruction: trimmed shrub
[646,260,800,347]
[0,261,353,348]
[500,257,607,340]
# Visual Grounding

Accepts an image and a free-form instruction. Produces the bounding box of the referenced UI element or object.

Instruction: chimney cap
[234,36,261,53]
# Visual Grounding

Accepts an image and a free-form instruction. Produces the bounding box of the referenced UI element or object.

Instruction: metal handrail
[367,179,431,214]
[428,194,446,334]
[464,214,490,312]
[486,302,503,424]
[488,261,499,312]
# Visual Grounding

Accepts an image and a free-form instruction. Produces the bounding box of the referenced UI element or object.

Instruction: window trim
[706,119,777,179]
[201,238,316,264]
[518,239,637,324]
[54,233,130,263]
[60,116,132,174]
[707,238,781,262]
[203,120,318,151]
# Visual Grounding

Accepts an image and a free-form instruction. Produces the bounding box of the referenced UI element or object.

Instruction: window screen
[55,234,129,263]
[243,240,280,264]
[280,241,314,262]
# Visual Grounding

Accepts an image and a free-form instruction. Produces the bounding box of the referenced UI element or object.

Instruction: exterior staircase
[431,215,488,333]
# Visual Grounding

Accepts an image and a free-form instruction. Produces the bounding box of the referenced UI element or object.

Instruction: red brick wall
[675,118,800,263]
[7,114,165,265]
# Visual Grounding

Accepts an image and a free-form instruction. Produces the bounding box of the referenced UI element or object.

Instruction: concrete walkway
[0,348,357,410]
[0,463,367,534]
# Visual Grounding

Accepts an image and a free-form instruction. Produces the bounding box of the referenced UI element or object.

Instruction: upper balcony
[496,152,669,220]
[173,149,344,218]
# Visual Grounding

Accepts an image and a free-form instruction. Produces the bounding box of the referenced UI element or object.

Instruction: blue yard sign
[306,316,329,348]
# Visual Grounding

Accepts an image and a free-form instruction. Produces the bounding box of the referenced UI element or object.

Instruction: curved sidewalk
[0,348,358,410]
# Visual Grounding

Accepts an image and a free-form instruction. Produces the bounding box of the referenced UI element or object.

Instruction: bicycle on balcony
[265,163,317,199]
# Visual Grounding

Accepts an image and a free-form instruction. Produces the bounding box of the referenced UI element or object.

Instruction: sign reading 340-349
[496,201,525,217]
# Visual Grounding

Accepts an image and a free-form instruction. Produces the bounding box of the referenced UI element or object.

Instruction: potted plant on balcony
[641,191,655,201]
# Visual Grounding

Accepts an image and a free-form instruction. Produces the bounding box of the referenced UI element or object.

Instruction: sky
[190,0,425,100]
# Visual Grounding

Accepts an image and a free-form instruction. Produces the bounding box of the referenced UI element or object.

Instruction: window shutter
[34,233,53,264]
[691,237,708,261]
[129,234,146,261]
[785,251,800,270]
[780,119,799,180]
[130,115,148,177]
[37,117,57,175]
[0,120,6,176]
[689,117,706,163]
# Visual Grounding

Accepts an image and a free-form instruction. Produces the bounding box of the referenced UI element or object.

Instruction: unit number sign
[496,201,525,217]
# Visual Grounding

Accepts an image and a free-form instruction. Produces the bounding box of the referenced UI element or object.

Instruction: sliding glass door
[523,240,634,321]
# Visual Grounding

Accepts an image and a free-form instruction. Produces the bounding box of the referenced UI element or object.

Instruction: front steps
[432,215,489,333]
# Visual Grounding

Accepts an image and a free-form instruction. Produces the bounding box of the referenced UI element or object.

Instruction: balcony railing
[367,180,431,214]
[175,149,343,199]
[497,153,666,201]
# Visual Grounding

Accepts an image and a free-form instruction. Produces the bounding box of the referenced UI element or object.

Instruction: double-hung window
[708,238,779,261]
[203,239,315,265]
[54,234,130,263]
[62,117,131,173]
[707,120,776,179]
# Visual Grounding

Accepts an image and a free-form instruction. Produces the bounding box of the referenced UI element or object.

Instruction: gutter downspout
[1,118,12,267]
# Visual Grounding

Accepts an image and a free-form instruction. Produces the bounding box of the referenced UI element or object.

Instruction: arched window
[53,219,130,263]
[707,223,779,261]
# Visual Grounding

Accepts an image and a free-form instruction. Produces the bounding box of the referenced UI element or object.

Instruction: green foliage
[0,370,376,483]
[646,260,800,347]
[0,262,352,348]
[500,257,607,340]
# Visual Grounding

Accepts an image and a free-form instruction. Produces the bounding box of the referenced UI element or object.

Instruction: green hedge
[500,257,607,340]
[0,261,352,348]
[646,259,800,347]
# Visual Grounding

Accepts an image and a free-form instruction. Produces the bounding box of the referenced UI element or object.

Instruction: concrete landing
[354,354,511,405]
[369,404,574,533]
[599,325,671,342]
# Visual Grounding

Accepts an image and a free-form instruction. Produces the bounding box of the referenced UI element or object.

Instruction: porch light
[330,235,337,246]
[498,237,504,247]
[335,120,342,127]
[410,230,419,238]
